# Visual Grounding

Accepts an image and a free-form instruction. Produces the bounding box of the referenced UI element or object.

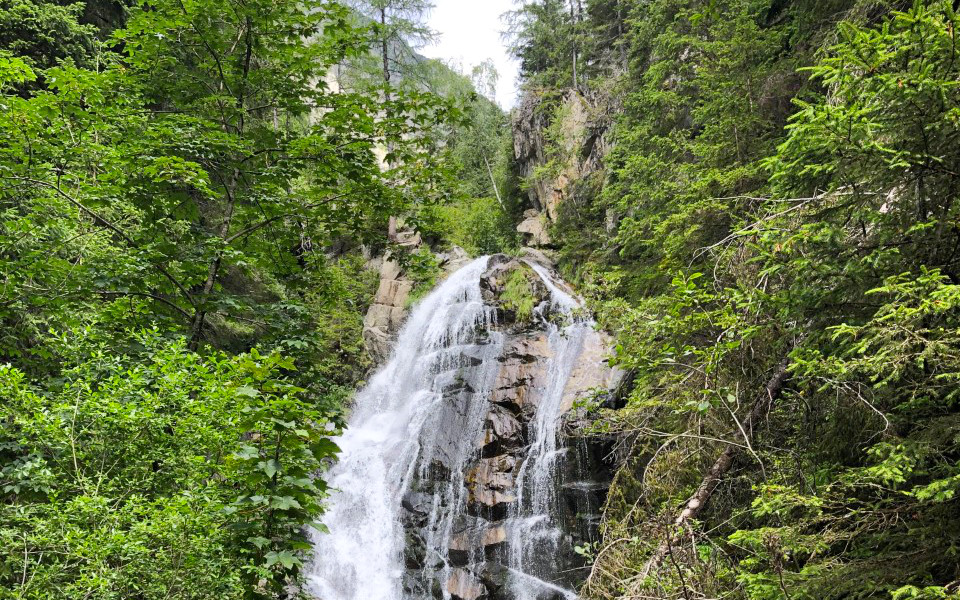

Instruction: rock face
[308,254,623,600]
[517,209,552,248]
[395,257,623,599]
[512,89,615,243]
[362,256,413,363]
[362,243,475,363]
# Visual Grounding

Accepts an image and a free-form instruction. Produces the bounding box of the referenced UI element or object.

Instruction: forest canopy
[505,0,960,598]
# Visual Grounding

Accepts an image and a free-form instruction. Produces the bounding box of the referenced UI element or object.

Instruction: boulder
[447,569,488,600]
[517,210,552,248]
[518,247,556,269]
[438,245,474,275]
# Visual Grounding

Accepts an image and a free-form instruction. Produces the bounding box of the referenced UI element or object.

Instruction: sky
[421,0,520,109]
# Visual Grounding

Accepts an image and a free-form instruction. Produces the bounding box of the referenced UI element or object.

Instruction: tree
[0,0,456,592]
[343,0,436,240]
[549,1,960,598]
[506,0,574,88]
[0,0,97,77]
[1,0,452,355]
[0,334,341,599]
[352,0,434,90]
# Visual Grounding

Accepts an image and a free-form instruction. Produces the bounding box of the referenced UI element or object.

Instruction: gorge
[3,1,960,599]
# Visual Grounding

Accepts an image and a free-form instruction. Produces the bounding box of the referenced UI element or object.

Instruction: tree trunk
[188,170,239,350]
[188,18,253,350]
[482,152,504,209]
[380,8,392,103]
[570,0,578,89]
[380,8,399,243]
[642,351,795,577]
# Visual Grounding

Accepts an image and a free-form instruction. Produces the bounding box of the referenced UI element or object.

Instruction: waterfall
[506,263,588,600]
[306,255,608,600]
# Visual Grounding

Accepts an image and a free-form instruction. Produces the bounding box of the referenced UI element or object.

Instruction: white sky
[421,0,520,108]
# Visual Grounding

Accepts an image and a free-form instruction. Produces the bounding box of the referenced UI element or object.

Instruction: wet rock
[448,517,483,566]
[438,245,473,275]
[467,486,516,519]
[404,529,426,569]
[447,568,488,600]
[402,573,431,598]
[502,334,551,364]
[449,521,507,567]
[448,545,473,568]
[478,405,525,456]
[466,455,518,520]
[385,255,623,597]
[401,491,433,528]
[489,334,551,415]
[560,328,624,413]
[450,523,508,552]
[478,562,511,600]
[426,389,489,471]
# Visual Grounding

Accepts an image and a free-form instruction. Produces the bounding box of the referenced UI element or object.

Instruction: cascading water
[307,255,612,600]
[506,263,589,600]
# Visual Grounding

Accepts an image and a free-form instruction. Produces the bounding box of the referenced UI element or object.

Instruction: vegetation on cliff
[509,0,960,598]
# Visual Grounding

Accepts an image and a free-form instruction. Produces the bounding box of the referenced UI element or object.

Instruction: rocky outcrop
[517,209,552,248]
[362,256,412,363]
[563,327,623,410]
[437,245,474,274]
[447,568,487,600]
[513,91,591,224]
[362,242,474,363]
[394,256,623,599]
[512,89,615,242]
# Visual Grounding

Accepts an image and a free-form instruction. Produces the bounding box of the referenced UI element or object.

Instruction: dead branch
[641,349,796,578]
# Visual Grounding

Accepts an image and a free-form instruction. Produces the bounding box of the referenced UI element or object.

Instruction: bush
[0,331,339,599]
[424,196,519,256]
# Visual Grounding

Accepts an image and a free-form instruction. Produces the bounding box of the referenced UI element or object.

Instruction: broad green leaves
[0,335,341,599]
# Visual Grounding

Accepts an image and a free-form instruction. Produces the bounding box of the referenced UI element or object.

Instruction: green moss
[500,265,539,323]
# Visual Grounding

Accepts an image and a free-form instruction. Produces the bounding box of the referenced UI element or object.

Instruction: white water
[507,263,591,600]
[307,256,593,600]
